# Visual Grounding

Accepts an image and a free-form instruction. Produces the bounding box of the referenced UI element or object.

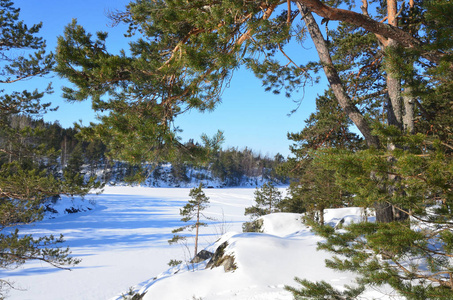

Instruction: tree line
[0,114,287,187]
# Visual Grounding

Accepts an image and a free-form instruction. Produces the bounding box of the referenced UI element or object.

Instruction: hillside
[105,162,287,188]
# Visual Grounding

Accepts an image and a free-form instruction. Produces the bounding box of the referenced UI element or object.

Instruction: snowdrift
[116,209,400,300]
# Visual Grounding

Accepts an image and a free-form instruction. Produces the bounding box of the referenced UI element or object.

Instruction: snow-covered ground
[1,186,401,300]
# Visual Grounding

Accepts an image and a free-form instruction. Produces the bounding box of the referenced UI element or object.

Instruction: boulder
[190,250,214,263]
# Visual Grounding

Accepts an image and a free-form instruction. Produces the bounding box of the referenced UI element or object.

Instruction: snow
[1,186,401,300]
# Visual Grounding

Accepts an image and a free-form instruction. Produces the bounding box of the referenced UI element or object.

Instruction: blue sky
[16,0,327,157]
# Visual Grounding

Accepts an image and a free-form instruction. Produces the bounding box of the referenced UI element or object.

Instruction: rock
[190,250,214,263]
[221,255,236,272]
[206,241,237,272]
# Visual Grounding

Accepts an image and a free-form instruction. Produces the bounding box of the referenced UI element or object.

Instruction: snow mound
[324,207,366,228]
[114,207,397,300]
[259,212,306,236]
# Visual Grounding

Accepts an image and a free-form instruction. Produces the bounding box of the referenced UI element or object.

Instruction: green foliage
[0,229,80,270]
[0,1,96,295]
[121,287,146,300]
[210,147,287,186]
[53,0,453,297]
[167,259,182,267]
[170,158,190,184]
[283,0,453,297]
[280,90,360,221]
[242,218,263,233]
[168,183,210,257]
[245,182,282,219]
[299,129,453,298]
[54,0,316,164]
[319,128,453,214]
[285,278,365,300]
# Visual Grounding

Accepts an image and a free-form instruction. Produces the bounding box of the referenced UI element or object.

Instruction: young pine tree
[168,183,210,258]
[245,182,282,219]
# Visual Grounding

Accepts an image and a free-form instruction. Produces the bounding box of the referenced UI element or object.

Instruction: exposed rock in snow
[206,241,237,272]
[125,208,398,300]
[191,250,214,264]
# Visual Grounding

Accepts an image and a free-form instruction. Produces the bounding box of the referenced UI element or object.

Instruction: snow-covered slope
[101,162,286,188]
[115,210,400,300]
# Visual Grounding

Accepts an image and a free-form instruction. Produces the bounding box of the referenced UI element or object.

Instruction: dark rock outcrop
[206,241,237,272]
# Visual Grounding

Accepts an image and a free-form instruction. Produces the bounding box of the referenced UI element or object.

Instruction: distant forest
[1,115,287,187]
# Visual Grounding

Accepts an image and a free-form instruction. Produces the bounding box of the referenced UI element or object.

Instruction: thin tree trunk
[269,189,273,213]
[194,205,200,257]
[403,0,416,134]
[319,207,325,225]
[297,3,379,148]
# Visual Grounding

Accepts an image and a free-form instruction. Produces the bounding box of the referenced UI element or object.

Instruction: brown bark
[297,3,379,148]
[295,0,445,65]
[386,42,403,130]
[383,1,401,130]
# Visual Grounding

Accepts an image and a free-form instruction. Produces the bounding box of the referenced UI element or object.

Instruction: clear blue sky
[16,0,327,157]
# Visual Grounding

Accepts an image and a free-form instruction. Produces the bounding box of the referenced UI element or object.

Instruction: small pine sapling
[168,183,210,258]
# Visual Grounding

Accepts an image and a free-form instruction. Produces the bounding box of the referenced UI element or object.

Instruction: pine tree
[245,182,282,219]
[0,1,94,295]
[168,183,210,258]
[286,1,453,297]
[280,90,361,221]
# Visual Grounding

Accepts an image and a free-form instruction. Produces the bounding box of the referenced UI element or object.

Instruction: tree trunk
[194,205,200,257]
[296,3,379,148]
[298,1,411,223]
[376,0,408,223]
[403,85,415,134]
[319,207,325,226]
[374,202,394,223]
[385,0,403,130]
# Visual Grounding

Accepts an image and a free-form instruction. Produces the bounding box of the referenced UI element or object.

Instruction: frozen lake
[1,186,256,300]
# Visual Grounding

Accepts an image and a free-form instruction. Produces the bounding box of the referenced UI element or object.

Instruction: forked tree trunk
[297,3,379,148]
[297,1,411,223]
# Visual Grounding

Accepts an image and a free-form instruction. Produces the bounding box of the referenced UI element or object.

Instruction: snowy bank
[116,209,400,300]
